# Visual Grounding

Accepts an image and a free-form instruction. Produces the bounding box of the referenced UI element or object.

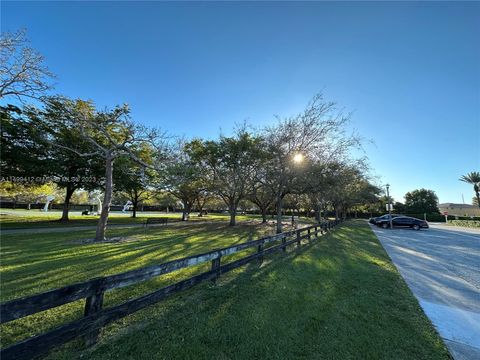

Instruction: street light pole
[386,184,393,229]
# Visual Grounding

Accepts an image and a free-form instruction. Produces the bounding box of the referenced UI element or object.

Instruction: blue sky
[2,1,479,204]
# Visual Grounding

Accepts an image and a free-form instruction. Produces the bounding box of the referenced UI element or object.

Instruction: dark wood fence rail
[0,220,341,360]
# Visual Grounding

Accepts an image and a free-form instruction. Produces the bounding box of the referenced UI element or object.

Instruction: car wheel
[382,223,389,229]
[413,224,420,231]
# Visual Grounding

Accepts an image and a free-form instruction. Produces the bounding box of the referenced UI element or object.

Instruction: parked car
[376,216,429,230]
[369,214,401,225]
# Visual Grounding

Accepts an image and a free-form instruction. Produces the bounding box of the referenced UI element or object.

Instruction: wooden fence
[0,220,341,360]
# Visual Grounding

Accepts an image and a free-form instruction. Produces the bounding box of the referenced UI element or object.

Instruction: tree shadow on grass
[0,221,280,347]
[1,222,273,298]
[43,223,449,360]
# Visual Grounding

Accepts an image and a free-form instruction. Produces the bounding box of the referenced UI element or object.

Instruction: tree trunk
[314,205,320,222]
[261,207,267,223]
[95,156,113,242]
[475,185,480,209]
[276,196,283,234]
[181,200,191,221]
[132,200,137,218]
[60,187,75,222]
[131,190,138,218]
[229,206,237,226]
[197,198,204,217]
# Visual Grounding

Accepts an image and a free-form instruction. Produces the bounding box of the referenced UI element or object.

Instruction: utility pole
[386,184,393,229]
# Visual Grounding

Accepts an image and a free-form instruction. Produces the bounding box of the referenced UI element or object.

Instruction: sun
[293,153,304,163]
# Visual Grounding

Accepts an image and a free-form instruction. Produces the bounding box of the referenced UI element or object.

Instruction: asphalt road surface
[371,223,480,360]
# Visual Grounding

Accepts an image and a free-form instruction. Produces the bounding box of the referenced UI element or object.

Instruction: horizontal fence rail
[0,219,342,360]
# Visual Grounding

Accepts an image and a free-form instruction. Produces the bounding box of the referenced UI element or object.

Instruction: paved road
[371,224,480,360]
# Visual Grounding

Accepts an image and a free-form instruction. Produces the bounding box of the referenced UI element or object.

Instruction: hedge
[405,214,480,222]
[448,220,480,228]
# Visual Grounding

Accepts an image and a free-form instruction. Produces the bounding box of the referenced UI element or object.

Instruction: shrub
[403,213,480,222]
[448,220,480,228]
[405,213,446,222]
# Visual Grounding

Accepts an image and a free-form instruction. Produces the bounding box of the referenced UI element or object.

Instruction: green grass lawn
[0,210,317,230]
[0,210,267,229]
[0,213,145,229]
[0,220,449,359]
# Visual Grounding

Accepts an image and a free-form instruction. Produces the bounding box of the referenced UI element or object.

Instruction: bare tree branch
[0,29,55,101]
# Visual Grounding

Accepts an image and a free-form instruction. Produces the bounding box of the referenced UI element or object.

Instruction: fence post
[258,240,265,263]
[307,228,311,242]
[211,255,221,283]
[296,229,301,247]
[314,225,318,238]
[83,289,105,347]
[282,235,287,252]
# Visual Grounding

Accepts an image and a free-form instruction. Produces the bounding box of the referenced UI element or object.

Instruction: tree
[263,94,360,233]
[247,146,276,223]
[340,175,380,219]
[0,29,55,101]
[203,196,226,213]
[460,172,480,209]
[322,163,362,220]
[393,202,406,214]
[369,195,390,215]
[0,181,59,209]
[43,97,162,241]
[404,188,439,214]
[248,180,275,223]
[1,103,103,221]
[284,193,309,218]
[191,129,261,226]
[31,101,103,221]
[1,105,47,179]
[195,190,212,216]
[114,150,156,218]
[303,161,338,222]
[162,141,206,221]
[71,189,89,205]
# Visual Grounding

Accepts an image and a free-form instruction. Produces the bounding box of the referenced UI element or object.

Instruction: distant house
[438,203,480,217]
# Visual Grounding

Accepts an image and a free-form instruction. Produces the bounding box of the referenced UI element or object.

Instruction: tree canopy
[404,188,440,214]
[0,23,381,241]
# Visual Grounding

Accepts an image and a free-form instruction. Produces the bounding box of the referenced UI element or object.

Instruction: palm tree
[460,171,480,208]
[473,197,479,207]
